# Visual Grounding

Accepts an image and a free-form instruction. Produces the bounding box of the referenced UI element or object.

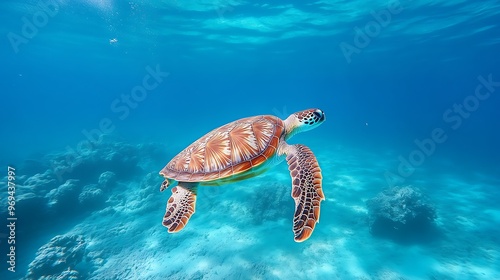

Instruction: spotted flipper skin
[286,144,325,242]
[162,183,198,233]
[160,180,169,192]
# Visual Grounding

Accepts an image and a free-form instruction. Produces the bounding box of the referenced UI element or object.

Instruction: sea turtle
[159,108,326,242]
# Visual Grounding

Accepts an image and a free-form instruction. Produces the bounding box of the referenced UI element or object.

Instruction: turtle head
[284,108,325,139]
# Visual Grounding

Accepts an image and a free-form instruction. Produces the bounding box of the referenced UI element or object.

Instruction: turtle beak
[313,109,325,122]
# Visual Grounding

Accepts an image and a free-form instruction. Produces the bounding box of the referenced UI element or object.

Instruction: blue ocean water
[1,0,499,279]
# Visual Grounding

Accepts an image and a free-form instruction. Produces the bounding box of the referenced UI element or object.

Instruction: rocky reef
[366,185,437,242]
[25,235,87,280]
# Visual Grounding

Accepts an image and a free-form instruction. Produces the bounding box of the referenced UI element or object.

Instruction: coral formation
[46,179,82,210]
[23,170,58,193]
[48,142,157,184]
[98,171,117,189]
[79,184,106,208]
[25,235,87,280]
[366,186,437,241]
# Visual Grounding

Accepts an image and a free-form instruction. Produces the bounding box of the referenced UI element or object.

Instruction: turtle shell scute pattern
[161,115,284,182]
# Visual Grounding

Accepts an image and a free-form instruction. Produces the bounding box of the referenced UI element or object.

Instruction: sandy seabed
[1,140,499,280]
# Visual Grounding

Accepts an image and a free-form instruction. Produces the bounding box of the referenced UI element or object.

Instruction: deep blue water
[1,0,499,279]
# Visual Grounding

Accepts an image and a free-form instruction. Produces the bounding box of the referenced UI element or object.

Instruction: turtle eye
[313,110,324,122]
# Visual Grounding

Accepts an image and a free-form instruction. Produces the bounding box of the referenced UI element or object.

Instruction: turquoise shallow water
[2,139,499,279]
[1,0,500,279]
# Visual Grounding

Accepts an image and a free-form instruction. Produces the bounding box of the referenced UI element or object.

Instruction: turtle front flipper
[162,182,198,233]
[285,144,325,242]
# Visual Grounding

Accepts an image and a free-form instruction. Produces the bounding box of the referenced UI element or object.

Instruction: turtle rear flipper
[162,183,198,233]
[285,144,325,242]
